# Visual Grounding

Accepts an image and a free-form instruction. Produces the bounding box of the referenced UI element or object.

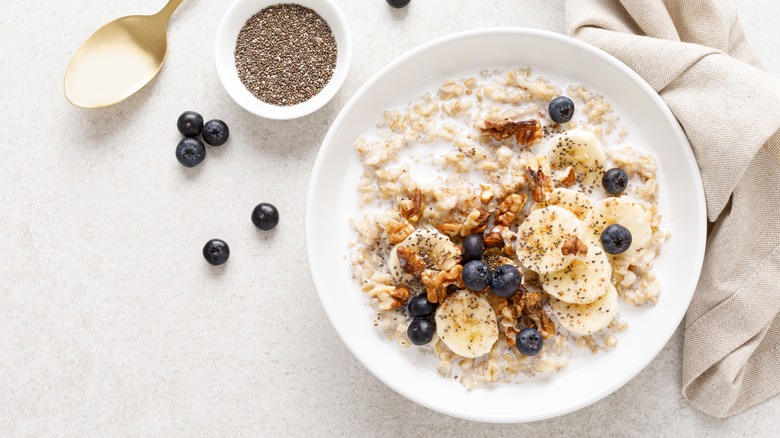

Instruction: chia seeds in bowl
[234,3,338,106]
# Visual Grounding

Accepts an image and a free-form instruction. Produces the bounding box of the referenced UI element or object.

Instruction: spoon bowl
[64,0,183,108]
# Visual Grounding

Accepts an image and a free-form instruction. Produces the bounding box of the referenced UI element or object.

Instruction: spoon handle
[156,0,184,22]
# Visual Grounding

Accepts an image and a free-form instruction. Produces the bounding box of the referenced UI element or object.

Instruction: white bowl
[305,28,706,422]
[215,0,352,119]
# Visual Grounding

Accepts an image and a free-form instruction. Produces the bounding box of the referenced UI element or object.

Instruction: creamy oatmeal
[349,67,667,389]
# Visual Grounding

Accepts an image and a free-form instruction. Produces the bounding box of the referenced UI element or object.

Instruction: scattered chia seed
[234,4,337,107]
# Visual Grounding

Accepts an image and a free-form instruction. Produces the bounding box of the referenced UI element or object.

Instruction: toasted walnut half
[495,193,527,227]
[460,208,489,236]
[386,219,414,245]
[561,234,588,257]
[421,265,465,303]
[396,245,425,275]
[481,119,542,146]
[514,292,556,339]
[525,156,554,203]
[399,188,424,222]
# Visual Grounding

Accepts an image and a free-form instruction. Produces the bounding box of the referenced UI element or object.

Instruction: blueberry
[251,203,279,231]
[461,234,484,264]
[386,0,411,8]
[600,224,632,254]
[602,168,628,195]
[202,119,229,146]
[407,317,435,345]
[175,137,206,167]
[548,96,575,124]
[490,264,522,298]
[462,260,491,291]
[407,294,437,318]
[516,327,543,356]
[203,239,230,266]
[177,111,204,137]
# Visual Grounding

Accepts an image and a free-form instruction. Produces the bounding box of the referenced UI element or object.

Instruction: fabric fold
[566,0,780,417]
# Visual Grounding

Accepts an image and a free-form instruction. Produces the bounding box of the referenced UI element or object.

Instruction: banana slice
[435,290,499,358]
[532,187,593,220]
[551,284,618,335]
[583,197,652,259]
[540,242,612,304]
[550,128,608,185]
[387,228,460,283]
[516,206,583,274]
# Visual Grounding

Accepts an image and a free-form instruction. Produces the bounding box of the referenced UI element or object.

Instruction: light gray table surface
[2,0,779,435]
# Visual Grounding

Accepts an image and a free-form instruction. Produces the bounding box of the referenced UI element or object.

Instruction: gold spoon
[64,0,184,109]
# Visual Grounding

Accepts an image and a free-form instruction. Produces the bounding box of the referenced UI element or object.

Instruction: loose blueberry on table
[386,0,411,8]
[462,260,491,291]
[177,111,204,137]
[490,264,522,298]
[602,168,628,195]
[251,203,280,231]
[548,96,575,124]
[407,294,437,318]
[175,137,206,167]
[407,317,435,346]
[516,327,543,356]
[460,233,484,264]
[203,239,230,266]
[202,119,230,146]
[600,223,632,254]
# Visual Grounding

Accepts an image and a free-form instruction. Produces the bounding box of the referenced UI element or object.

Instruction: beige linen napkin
[565,0,780,417]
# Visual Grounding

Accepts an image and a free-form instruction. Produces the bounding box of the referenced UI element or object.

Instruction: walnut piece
[390,286,411,302]
[399,188,424,222]
[460,208,489,236]
[386,219,414,245]
[495,193,527,227]
[514,292,556,339]
[396,245,425,275]
[555,166,576,187]
[481,119,542,146]
[483,231,503,248]
[436,223,461,237]
[525,156,553,203]
[561,234,588,257]
[421,265,465,303]
[364,282,405,310]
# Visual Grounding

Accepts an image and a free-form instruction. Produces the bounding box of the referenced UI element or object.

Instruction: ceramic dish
[215,0,352,119]
[305,28,706,422]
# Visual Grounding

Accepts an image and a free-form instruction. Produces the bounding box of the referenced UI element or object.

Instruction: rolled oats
[350,67,667,389]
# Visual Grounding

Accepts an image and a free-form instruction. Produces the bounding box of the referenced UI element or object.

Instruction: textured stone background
[2,0,779,435]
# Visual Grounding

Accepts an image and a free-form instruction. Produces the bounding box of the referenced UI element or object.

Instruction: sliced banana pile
[516,128,655,336]
[435,289,499,358]
[387,228,461,283]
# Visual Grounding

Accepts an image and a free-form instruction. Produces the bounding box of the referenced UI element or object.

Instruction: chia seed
[234,4,337,106]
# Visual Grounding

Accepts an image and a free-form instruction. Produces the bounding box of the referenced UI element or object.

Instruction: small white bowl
[215,0,352,120]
